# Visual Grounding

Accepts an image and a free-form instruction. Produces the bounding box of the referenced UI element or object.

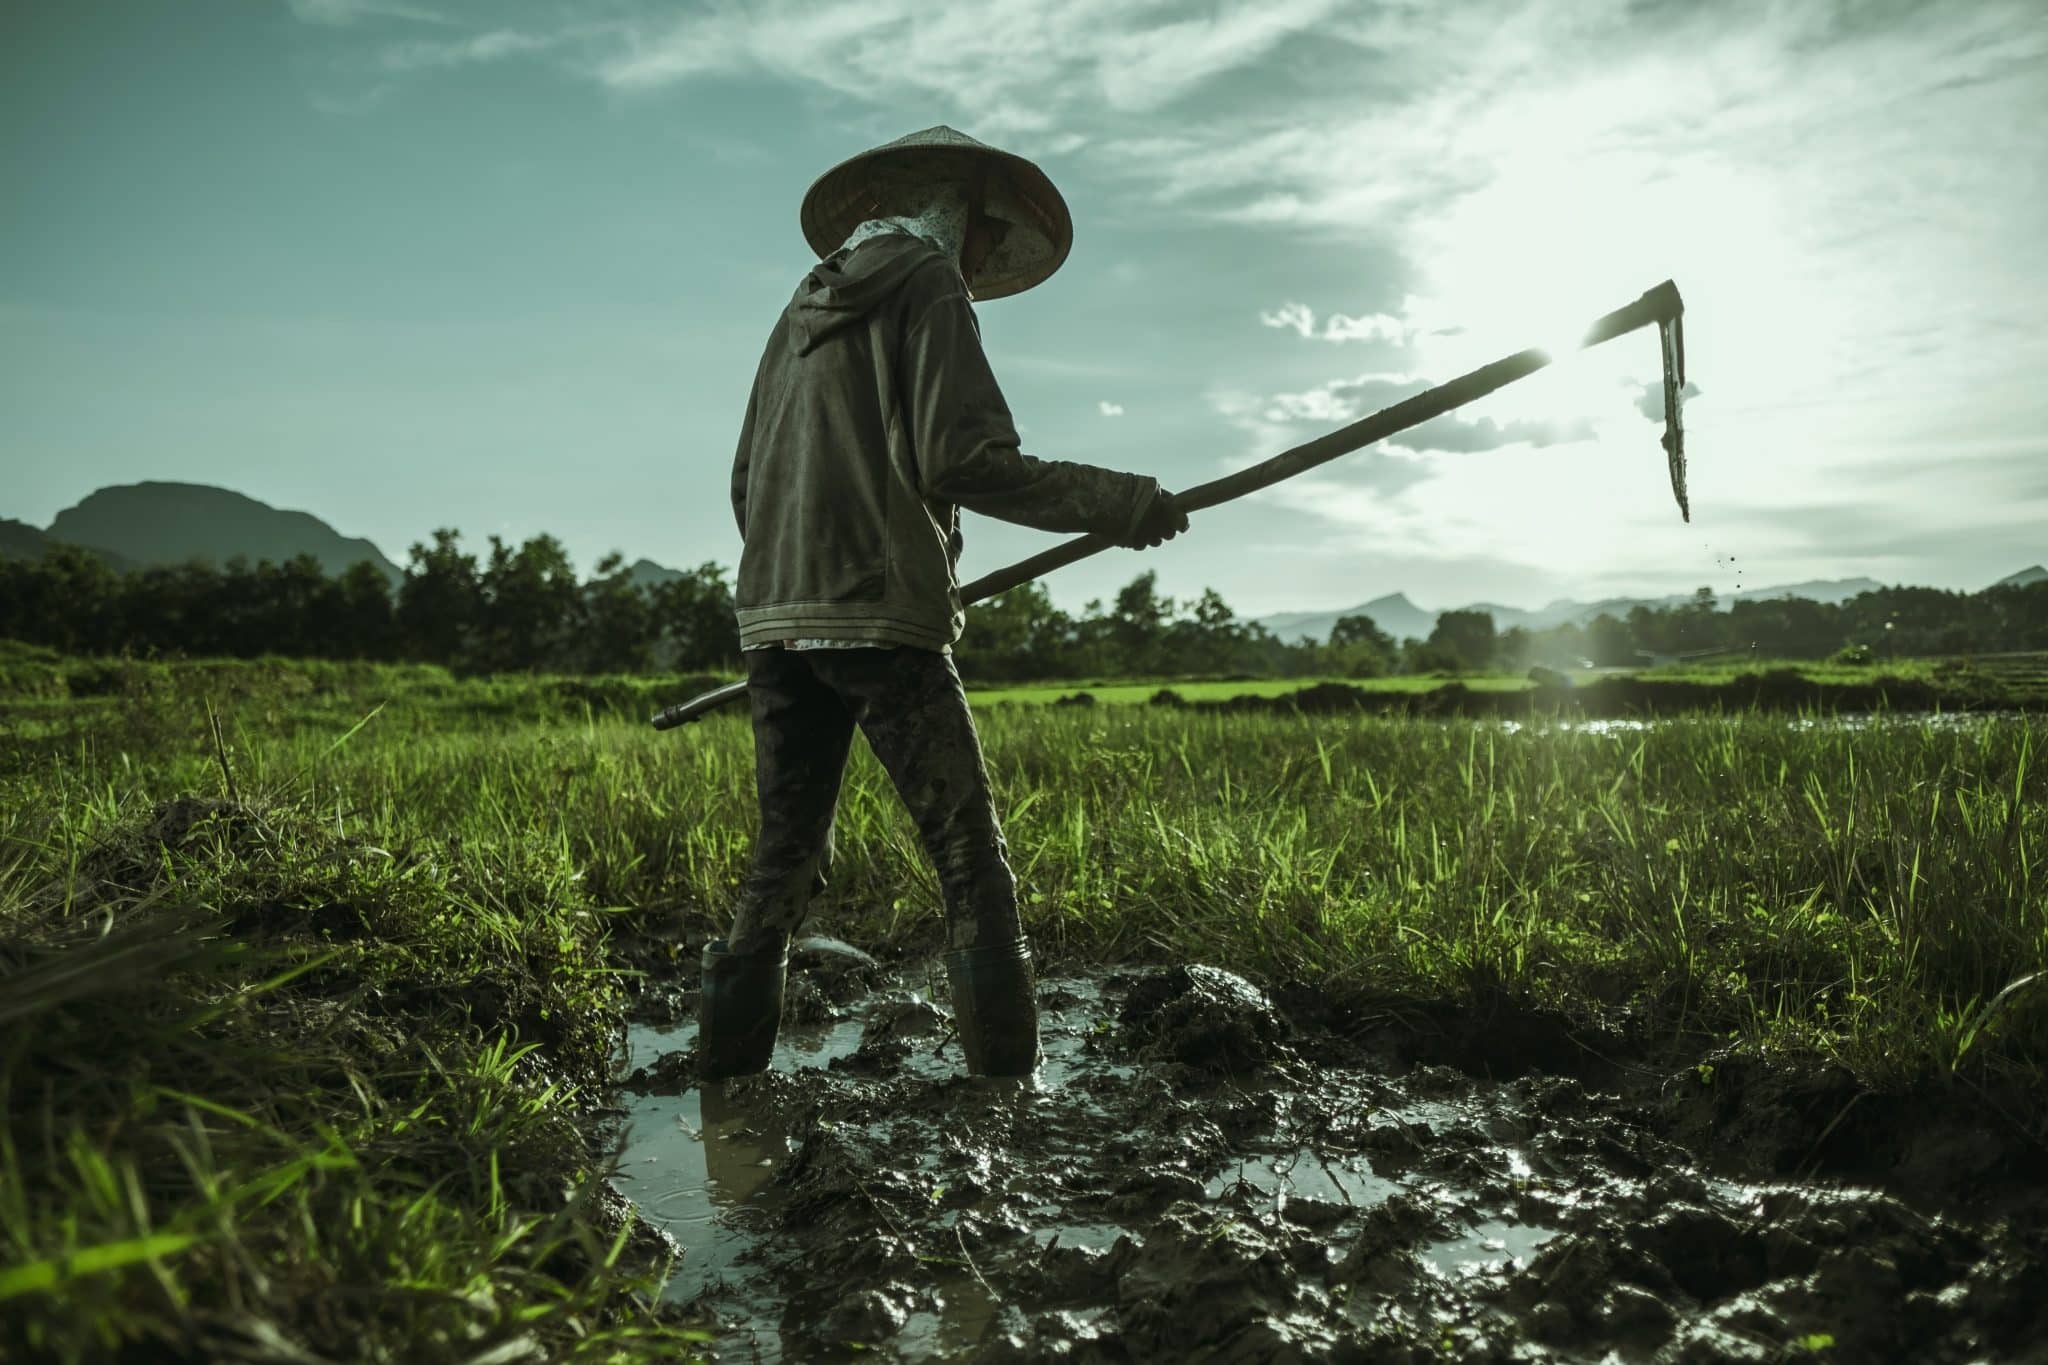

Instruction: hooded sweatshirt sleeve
[731,382,757,539]
[900,269,1158,539]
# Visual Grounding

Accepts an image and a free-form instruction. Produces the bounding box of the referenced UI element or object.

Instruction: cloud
[270,0,2048,606]
[290,0,1350,148]
[1322,312,1406,343]
[1634,379,1702,422]
[1730,500,2043,568]
[679,128,777,167]
[1210,385,1429,504]
[1259,374,1419,425]
[377,29,559,72]
[288,0,447,25]
[592,0,1350,135]
[1259,302,1314,338]
[1098,401,1125,417]
[1398,412,1597,455]
[1261,301,1407,344]
[1860,441,2048,504]
[1251,373,1596,455]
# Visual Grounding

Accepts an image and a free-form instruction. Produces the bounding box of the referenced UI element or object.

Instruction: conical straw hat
[799,125,1073,300]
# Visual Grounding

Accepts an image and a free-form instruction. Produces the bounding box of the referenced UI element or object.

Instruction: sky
[5,0,2045,617]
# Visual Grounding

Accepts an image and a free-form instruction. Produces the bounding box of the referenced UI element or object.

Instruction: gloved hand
[1120,488,1190,549]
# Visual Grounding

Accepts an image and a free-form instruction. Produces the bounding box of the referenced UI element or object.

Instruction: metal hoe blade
[1660,310,1689,522]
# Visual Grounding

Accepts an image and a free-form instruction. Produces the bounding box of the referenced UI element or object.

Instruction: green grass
[967,654,2046,707]
[1630,656,1945,685]
[970,674,1541,705]
[3,653,2046,1356]
[1,700,711,1359]
[6,638,2039,717]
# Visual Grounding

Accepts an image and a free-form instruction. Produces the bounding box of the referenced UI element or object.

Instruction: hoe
[654,279,1688,730]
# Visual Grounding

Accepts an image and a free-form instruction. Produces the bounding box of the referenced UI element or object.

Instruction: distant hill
[0,519,54,562]
[1735,577,1887,606]
[0,517,134,571]
[1499,578,1888,631]
[624,558,689,591]
[45,482,401,583]
[1995,565,2047,589]
[1257,592,1436,645]
[1255,577,1895,645]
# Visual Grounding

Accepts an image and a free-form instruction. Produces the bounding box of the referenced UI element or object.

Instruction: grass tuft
[0,766,704,1361]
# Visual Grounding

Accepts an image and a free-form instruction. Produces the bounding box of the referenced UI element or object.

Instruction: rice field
[2,657,2043,1359]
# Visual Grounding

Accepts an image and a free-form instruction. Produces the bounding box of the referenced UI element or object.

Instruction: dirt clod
[1117,963,1291,1074]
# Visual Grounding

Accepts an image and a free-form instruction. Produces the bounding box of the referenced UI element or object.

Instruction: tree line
[2,531,2044,678]
[1491,583,2048,670]
[0,532,739,675]
[960,578,2048,679]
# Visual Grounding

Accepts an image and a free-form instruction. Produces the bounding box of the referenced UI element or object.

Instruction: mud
[614,957,2046,1362]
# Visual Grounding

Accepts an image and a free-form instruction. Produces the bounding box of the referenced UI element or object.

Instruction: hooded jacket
[731,233,1159,651]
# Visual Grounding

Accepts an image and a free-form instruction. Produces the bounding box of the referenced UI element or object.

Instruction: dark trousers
[726,646,1022,955]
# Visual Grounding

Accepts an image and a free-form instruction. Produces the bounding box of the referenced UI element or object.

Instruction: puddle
[1422,1217,1555,1278]
[615,959,2039,1361]
[1202,1151,1401,1207]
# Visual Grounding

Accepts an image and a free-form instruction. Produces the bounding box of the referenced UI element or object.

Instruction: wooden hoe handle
[654,280,1686,730]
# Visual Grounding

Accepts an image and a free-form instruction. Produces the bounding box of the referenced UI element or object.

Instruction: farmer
[704,126,1187,1080]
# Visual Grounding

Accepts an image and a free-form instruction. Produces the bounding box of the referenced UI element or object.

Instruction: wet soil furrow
[616,955,2045,1362]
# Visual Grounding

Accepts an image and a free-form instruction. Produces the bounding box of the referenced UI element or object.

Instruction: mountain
[45,482,401,583]
[1995,565,2047,589]
[1502,578,1885,630]
[1255,577,1893,645]
[1735,577,1885,606]
[1257,592,1436,645]
[0,517,135,571]
[0,519,53,562]
[624,558,690,591]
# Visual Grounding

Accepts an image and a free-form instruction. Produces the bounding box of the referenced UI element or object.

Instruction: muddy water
[616,953,2036,1362]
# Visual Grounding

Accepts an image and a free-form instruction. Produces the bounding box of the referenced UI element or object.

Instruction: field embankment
[7,640,2048,725]
[3,647,2045,1358]
[978,654,2048,715]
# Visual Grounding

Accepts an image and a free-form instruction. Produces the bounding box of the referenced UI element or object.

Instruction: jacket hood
[790,233,956,355]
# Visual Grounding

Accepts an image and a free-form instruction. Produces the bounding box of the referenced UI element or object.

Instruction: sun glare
[1375,71,1798,560]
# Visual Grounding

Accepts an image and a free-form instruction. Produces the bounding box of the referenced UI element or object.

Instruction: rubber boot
[944,936,1040,1077]
[698,938,787,1081]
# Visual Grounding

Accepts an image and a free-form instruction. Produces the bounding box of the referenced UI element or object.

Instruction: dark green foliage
[1428,609,1497,672]
[584,553,656,675]
[956,581,1068,677]
[645,562,741,671]
[473,533,584,673]
[1109,570,1174,668]
[2,530,745,678]
[0,547,126,654]
[1326,613,1398,677]
[6,524,2048,682]
[1328,612,1392,650]
[396,527,484,664]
